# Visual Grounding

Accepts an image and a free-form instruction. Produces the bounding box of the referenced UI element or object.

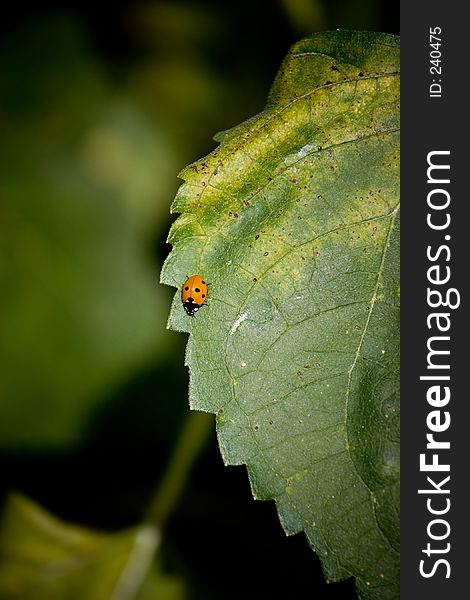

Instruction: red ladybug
[181,275,208,316]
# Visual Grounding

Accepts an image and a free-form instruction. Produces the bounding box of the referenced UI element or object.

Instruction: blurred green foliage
[0,494,185,599]
[0,18,171,447]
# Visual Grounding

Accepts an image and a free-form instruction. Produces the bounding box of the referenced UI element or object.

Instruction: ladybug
[181,275,208,316]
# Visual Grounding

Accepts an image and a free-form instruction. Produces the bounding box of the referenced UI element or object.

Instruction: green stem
[145,410,213,528]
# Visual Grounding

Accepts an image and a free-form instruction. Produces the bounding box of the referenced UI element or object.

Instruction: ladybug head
[183,298,200,316]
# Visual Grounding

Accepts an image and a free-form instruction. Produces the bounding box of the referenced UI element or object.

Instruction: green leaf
[161,31,399,598]
[0,494,185,600]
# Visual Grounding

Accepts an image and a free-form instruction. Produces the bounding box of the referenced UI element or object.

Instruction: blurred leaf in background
[0,17,175,448]
[0,494,185,600]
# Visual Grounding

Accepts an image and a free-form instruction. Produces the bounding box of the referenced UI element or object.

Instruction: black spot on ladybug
[195,288,200,293]
[201,280,206,284]
[202,294,205,298]
[185,286,189,291]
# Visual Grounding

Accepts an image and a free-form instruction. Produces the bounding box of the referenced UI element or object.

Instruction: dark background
[0,1,399,598]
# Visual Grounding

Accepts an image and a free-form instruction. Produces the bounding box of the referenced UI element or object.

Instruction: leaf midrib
[344,202,399,553]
